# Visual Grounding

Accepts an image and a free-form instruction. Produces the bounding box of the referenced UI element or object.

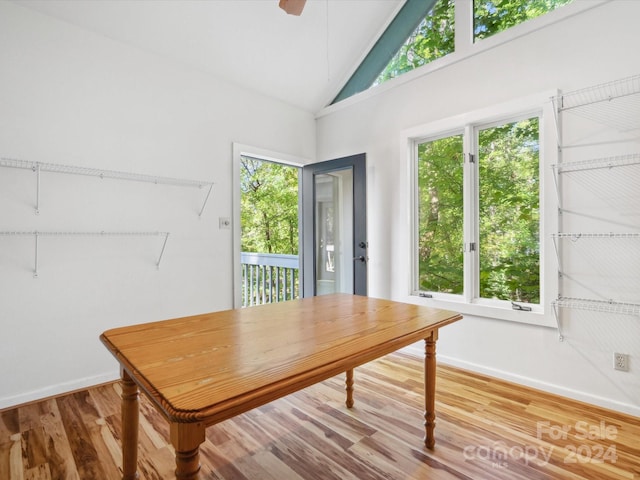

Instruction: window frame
[406,91,558,326]
[321,0,606,115]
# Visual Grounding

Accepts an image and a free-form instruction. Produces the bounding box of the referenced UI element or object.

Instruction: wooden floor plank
[23,463,50,480]
[87,384,120,419]
[1,410,20,439]
[9,434,23,480]
[21,428,47,472]
[56,394,108,479]
[0,441,11,480]
[240,448,306,480]
[1,353,638,479]
[39,401,79,480]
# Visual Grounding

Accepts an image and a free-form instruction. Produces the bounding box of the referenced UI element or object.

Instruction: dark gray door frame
[301,153,367,297]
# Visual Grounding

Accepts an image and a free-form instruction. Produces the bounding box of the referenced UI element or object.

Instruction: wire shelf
[551,233,640,306]
[0,231,170,276]
[0,231,168,237]
[552,153,640,173]
[551,74,640,337]
[553,74,640,132]
[553,232,640,239]
[558,74,640,109]
[0,157,212,188]
[0,157,214,216]
[553,297,640,316]
[552,154,640,216]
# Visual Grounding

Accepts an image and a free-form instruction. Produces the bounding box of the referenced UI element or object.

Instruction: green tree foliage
[417,118,540,304]
[418,134,464,294]
[375,0,572,86]
[474,0,574,40]
[375,0,455,85]
[478,118,540,303]
[240,157,298,254]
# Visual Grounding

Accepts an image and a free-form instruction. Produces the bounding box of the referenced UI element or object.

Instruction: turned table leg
[121,369,139,480]
[345,368,354,408]
[424,330,438,449]
[170,422,206,480]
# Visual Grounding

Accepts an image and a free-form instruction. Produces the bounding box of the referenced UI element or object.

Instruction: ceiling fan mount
[279,0,307,16]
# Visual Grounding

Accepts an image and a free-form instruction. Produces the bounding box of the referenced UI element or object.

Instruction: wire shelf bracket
[0,157,214,216]
[0,231,170,277]
[551,300,565,342]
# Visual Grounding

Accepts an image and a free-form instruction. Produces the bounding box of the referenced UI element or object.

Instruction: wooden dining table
[100,293,462,479]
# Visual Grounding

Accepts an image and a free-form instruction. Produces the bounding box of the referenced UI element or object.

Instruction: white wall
[2,0,638,418]
[0,1,315,408]
[317,0,640,416]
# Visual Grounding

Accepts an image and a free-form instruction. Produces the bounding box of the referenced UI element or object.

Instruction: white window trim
[404,91,558,327]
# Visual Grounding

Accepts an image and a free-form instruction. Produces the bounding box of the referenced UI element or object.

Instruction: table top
[100,293,461,424]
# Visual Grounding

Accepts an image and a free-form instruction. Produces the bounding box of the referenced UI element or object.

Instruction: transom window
[374,0,455,87]
[333,0,575,104]
[474,0,574,41]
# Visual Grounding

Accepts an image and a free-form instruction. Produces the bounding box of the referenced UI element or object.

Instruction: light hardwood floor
[1,352,638,479]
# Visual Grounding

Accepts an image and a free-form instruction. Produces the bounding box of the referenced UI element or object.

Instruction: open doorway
[233,144,367,308]
[239,155,300,306]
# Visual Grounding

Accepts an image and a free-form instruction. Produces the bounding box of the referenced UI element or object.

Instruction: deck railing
[241,252,300,306]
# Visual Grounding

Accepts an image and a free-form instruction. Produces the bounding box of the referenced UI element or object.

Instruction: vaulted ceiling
[14,0,404,113]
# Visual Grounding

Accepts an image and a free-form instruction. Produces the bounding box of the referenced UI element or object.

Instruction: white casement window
[406,92,557,325]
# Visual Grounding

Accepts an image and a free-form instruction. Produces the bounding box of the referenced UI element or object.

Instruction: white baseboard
[0,371,119,411]
[400,345,640,418]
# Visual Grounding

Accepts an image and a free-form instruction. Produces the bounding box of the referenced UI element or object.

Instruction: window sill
[410,293,556,328]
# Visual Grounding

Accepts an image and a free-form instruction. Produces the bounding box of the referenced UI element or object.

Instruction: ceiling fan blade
[279,0,307,16]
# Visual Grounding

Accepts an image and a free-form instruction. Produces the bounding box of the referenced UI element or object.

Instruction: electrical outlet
[613,353,629,372]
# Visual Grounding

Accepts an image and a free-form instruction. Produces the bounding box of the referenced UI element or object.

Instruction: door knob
[353,255,366,263]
